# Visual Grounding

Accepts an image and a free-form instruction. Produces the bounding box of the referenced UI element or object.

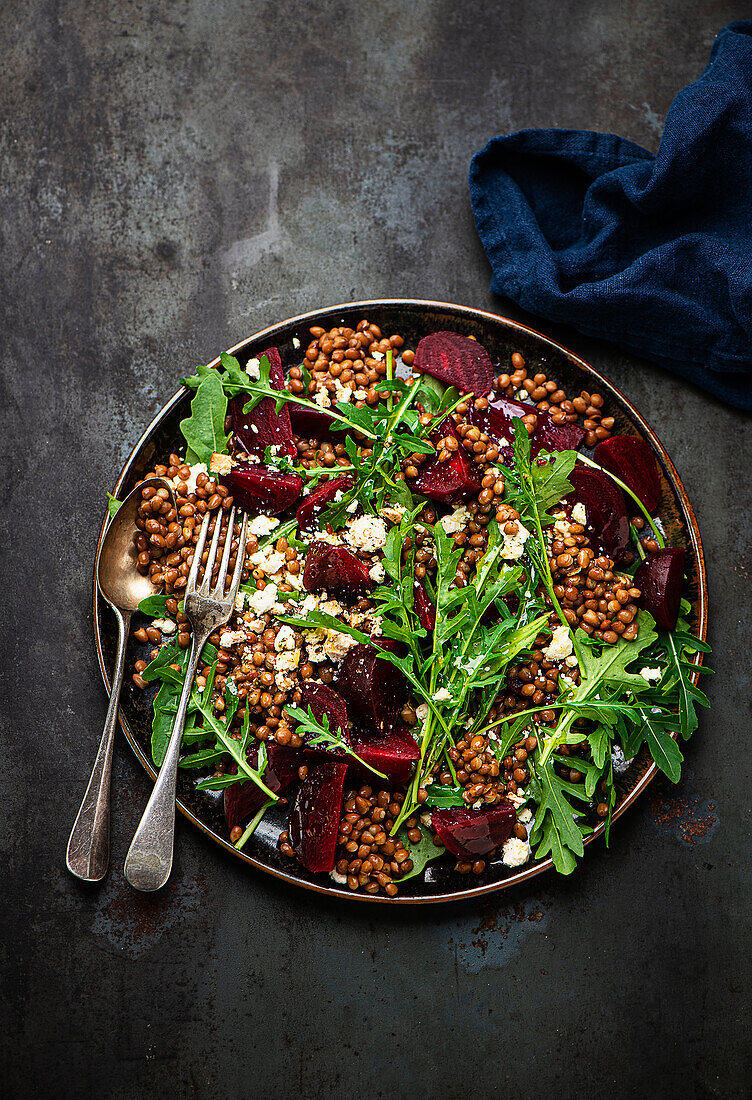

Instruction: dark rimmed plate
[94,299,708,903]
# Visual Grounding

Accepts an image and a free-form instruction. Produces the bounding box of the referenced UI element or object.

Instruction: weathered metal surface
[2,2,749,1096]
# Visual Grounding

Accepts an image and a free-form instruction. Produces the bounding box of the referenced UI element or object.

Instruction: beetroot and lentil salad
[119,320,710,893]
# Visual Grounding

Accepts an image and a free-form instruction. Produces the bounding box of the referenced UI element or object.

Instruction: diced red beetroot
[431,803,516,859]
[414,580,436,631]
[414,331,494,396]
[413,417,481,503]
[634,547,685,631]
[229,347,297,460]
[296,477,354,531]
[223,744,302,829]
[469,395,586,464]
[594,435,661,514]
[219,462,302,515]
[566,466,630,561]
[289,403,337,440]
[348,726,420,787]
[290,760,349,873]
[303,540,374,593]
[336,638,407,736]
[300,681,351,761]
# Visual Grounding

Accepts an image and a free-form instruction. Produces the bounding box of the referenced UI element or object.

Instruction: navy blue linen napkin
[469,21,752,410]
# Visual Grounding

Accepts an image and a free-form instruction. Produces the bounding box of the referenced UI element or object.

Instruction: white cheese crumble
[245,357,261,379]
[553,512,574,538]
[432,687,452,703]
[248,514,280,538]
[518,807,533,825]
[640,667,662,683]
[152,618,176,634]
[501,836,531,868]
[274,625,297,652]
[564,653,579,668]
[209,452,234,476]
[379,504,406,524]
[219,628,244,648]
[439,505,471,535]
[247,584,278,615]
[543,624,574,662]
[345,514,388,553]
[415,703,429,722]
[292,337,301,349]
[501,521,531,560]
[369,561,386,583]
[323,631,358,663]
[572,502,587,526]
[275,648,300,690]
[182,462,208,494]
[330,869,348,885]
[313,388,331,408]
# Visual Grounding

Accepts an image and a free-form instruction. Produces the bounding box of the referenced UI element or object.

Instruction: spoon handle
[66,607,131,882]
[123,629,206,892]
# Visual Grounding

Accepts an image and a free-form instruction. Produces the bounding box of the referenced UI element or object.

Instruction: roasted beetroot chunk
[469,395,586,464]
[229,346,297,461]
[289,404,336,439]
[431,803,516,859]
[566,466,630,561]
[303,540,374,593]
[348,726,420,787]
[223,744,302,829]
[219,462,302,515]
[296,477,355,531]
[414,580,436,631]
[336,638,407,736]
[300,681,351,761]
[594,435,661,513]
[413,331,494,396]
[413,417,482,504]
[634,547,686,631]
[290,761,349,873]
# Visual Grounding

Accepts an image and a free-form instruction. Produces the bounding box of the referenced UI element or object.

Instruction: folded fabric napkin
[469,21,752,410]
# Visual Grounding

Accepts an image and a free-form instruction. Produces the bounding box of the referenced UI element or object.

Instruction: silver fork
[124,507,248,892]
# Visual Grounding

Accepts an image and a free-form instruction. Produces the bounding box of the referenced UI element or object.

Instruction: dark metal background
[2,2,749,1097]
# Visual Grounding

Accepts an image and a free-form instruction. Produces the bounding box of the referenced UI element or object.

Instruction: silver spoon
[66,477,176,882]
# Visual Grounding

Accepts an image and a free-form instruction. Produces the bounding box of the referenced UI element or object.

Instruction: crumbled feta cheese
[501,836,531,868]
[152,618,177,634]
[323,631,358,663]
[438,505,471,535]
[379,504,406,524]
[415,703,429,722]
[500,521,531,560]
[518,807,533,825]
[313,388,331,408]
[333,377,353,404]
[371,350,385,361]
[219,628,244,648]
[329,869,348,885]
[553,512,574,538]
[432,687,452,703]
[420,811,432,828]
[353,388,368,400]
[346,499,358,513]
[572,502,587,526]
[248,544,287,576]
[640,667,662,683]
[564,653,579,668]
[234,590,247,612]
[182,462,208,494]
[275,625,296,652]
[245,357,261,379]
[244,616,266,633]
[209,452,234,476]
[369,561,386,583]
[248,514,280,538]
[543,624,574,662]
[275,647,301,690]
[319,598,345,618]
[292,337,301,349]
[345,515,388,553]
[247,584,278,615]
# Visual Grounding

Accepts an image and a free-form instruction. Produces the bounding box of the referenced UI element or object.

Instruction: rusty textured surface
[2,2,750,1097]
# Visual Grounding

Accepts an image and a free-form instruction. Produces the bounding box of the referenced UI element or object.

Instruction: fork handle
[66,607,131,881]
[124,628,208,892]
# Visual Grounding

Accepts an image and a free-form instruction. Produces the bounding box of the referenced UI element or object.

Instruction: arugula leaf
[529,756,586,874]
[423,784,466,808]
[397,822,444,881]
[106,492,121,520]
[285,705,387,779]
[137,594,172,617]
[179,368,229,465]
[662,630,711,738]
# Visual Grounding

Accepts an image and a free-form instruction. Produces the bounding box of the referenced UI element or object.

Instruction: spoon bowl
[66,477,175,882]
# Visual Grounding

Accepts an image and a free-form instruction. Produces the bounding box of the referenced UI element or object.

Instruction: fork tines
[186,508,248,603]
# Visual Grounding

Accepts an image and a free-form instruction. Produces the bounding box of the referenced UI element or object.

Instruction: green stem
[244,385,379,441]
[192,695,280,802]
[234,799,274,850]
[631,524,647,561]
